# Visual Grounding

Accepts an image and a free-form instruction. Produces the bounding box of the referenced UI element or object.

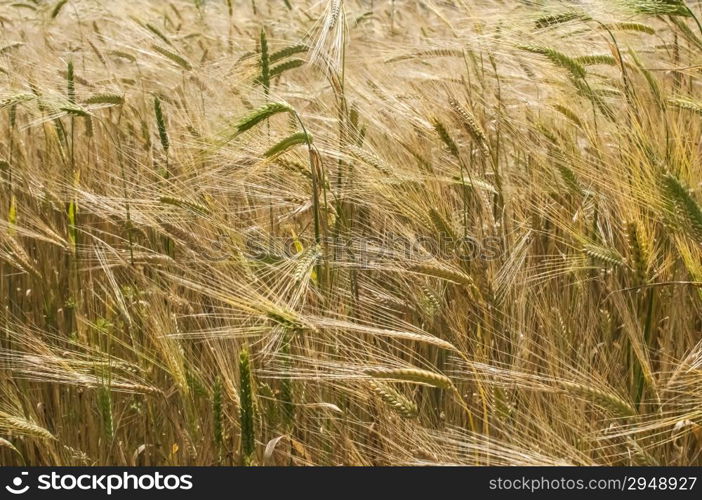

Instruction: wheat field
[1,0,701,466]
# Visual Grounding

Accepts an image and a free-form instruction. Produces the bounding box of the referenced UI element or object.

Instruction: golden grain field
[1,0,702,466]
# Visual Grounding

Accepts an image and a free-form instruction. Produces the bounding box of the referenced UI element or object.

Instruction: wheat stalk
[51,0,68,19]
[602,22,655,35]
[264,131,312,158]
[669,97,702,114]
[213,377,224,461]
[146,23,171,46]
[558,380,636,417]
[519,45,586,79]
[239,349,256,465]
[152,45,192,71]
[584,243,625,267]
[0,412,56,440]
[85,93,124,106]
[627,222,650,284]
[234,102,292,135]
[368,381,418,418]
[449,98,489,154]
[260,29,270,95]
[662,173,702,242]
[535,12,589,29]
[409,262,475,288]
[432,118,460,158]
